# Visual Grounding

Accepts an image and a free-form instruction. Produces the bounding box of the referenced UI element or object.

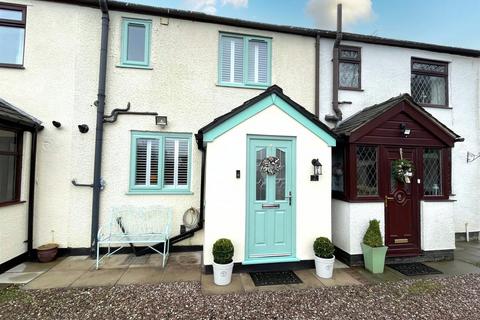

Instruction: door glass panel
[275,148,285,200]
[256,148,266,200]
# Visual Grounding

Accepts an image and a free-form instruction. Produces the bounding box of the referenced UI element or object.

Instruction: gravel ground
[1,274,480,319]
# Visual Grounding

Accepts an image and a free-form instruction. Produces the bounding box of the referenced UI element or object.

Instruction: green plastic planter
[361,243,388,274]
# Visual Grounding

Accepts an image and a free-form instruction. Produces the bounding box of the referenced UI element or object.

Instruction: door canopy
[196,85,337,149]
[334,94,462,147]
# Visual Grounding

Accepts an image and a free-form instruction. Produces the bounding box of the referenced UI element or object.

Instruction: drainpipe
[315,33,320,118]
[90,0,109,258]
[27,128,39,260]
[325,4,343,123]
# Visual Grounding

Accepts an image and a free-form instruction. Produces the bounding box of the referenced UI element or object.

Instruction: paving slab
[116,267,165,285]
[425,260,480,276]
[71,269,126,288]
[316,269,362,287]
[0,272,44,284]
[294,269,325,288]
[201,274,244,295]
[97,254,132,269]
[50,256,95,271]
[23,271,85,290]
[352,266,407,284]
[334,260,349,269]
[162,265,201,282]
[6,260,61,273]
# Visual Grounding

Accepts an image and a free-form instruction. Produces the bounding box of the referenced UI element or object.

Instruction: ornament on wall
[260,156,282,175]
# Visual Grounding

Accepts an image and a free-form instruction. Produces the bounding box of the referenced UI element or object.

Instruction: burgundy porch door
[383,147,420,256]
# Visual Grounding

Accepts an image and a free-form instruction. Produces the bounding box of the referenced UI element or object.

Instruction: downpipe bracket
[72,178,106,190]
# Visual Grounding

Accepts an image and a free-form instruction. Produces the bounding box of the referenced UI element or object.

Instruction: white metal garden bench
[96,205,172,269]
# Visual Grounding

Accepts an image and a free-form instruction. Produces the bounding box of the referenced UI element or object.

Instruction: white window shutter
[135,138,159,186]
[164,138,189,187]
[221,36,244,83]
[248,39,268,84]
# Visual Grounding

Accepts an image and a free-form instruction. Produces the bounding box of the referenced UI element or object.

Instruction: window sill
[127,190,193,195]
[0,63,25,69]
[116,64,153,70]
[216,82,269,90]
[417,103,451,109]
[339,87,364,92]
[0,200,26,208]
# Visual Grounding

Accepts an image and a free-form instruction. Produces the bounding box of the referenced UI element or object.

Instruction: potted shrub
[313,237,335,279]
[212,238,234,286]
[361,219,388,274]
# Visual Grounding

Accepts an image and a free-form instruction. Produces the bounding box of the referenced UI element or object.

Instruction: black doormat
[249,270,302,286]
[388,263,442,276]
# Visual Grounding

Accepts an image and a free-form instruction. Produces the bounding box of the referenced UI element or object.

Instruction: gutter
[325,4,343,123]
[90,0,109,258]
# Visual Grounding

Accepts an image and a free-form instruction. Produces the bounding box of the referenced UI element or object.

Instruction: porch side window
[219,33,271,88]
[411,58,448,107]
[332,147,344,192]
[356,145,378,196]
[130,132,191,194]
[338,46,361,90]
[0,3,26,66]
[121,18,151,68]
[0,128,21,203]
[423,148,442,196]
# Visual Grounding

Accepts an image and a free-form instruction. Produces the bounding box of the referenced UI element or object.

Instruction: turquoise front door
[245,136,296,264]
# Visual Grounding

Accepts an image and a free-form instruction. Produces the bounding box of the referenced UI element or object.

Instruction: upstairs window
[411,58,448,107]
[130,132,191,194]
[0,3,26,67]
[0,128,22,204]
[219,33,271,88]
[121,18,151,68]
[338,46,361,90]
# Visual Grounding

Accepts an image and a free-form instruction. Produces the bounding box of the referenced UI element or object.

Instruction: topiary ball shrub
[212,238,234,264]
[313,237,335,259]
[363,219,384,247]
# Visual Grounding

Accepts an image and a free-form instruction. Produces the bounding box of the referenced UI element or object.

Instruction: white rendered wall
[332,199,384,255]
[320,38,480,234]
[203,104,332,265]
[420,201,455,251]
[0,132,32,264]
[0,0,316,250]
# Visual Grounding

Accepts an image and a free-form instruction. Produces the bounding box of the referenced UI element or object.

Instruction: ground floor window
[356,145,378,196]
[130,131,191,194]
[0,128,22,203]
[423,148,442,196]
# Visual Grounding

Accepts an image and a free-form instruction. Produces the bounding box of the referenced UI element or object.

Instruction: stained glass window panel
[356,146,378,196]
[424,149,442,196]
[275,149,285,201]
[256,148,266,200]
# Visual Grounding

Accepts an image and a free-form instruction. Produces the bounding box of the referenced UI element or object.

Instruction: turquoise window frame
[120,18,152,68]
[129,131,192,195]
[218,33,272,89]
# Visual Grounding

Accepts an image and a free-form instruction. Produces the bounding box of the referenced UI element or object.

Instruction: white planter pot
[213,261,234,286]
[314,255,335,279]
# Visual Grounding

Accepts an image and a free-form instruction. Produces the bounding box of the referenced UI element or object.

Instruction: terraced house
[0,0,479,273]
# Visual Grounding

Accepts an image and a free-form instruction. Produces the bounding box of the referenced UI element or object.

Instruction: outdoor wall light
[311,158,322,181]
[400,123,411,137]
[155,116,168,128]
[52,121,61,128]
[78,124,89,133]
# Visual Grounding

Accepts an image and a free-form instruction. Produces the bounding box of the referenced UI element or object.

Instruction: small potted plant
[37,230,59,263]
[361,219,388,273]
[313,237,335,279]
[212,238,234,286]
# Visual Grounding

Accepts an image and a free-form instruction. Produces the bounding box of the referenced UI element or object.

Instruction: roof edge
[39,0,480,58]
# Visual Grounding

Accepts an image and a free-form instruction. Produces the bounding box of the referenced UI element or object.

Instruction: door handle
[384,195,394,208]
[285,191,292,206]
